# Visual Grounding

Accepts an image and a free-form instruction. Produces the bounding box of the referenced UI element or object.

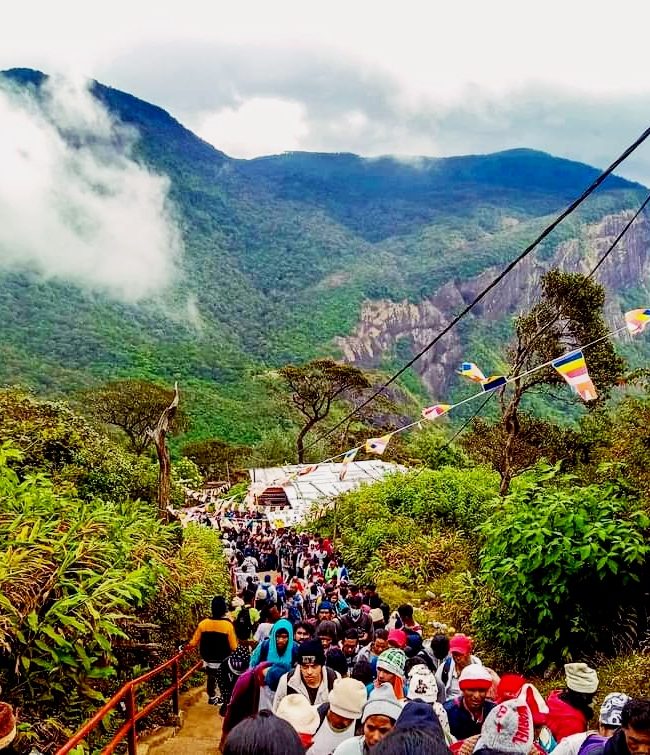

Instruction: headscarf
[250,618,295,668]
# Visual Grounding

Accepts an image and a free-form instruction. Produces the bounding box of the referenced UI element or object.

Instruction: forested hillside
[1,67,648,446]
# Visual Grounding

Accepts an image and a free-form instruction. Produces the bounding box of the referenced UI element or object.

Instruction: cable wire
[305,127,650,452]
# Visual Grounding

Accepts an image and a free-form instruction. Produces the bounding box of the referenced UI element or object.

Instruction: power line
[425,189,650,462]
[306,126,650,452]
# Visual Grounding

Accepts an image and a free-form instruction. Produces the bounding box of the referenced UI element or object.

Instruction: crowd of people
[187,526,650,755]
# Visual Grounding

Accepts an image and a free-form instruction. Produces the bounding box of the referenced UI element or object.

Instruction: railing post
[124,685,138,755]
[172,658,180,717]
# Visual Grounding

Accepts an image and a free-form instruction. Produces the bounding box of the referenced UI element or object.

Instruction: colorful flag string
[268,310,647,485]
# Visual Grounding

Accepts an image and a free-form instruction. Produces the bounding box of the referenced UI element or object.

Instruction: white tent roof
[247,460,406,525]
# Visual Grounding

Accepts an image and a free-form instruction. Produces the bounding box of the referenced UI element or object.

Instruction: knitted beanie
[362,682,404,723]
[599,693,630,727]
[458,664,493,691]
[406,667,439,703]
[396,700,444,737]
[564,663,599,694]
[475,700,534,754]
[377,649,407,680]
[329,678,368,719]
[496,674,526,703]
[297,638,325,667]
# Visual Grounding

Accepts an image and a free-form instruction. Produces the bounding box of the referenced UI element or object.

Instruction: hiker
[377,700,449,754]
[327,648,350,679]
[405,665,453,742]
[294,621,316,645]
[223,709,304,755]
[357,629,389,676]
[389,604,422,636]
[341,629,361,674]
[187,595,237,705]
[443,664,496,740]
[437,633,483,702]
[473,694,536,755]
[546,663,600,741]
[375,649,408,701]
[425,633,451,673]
[552,693,631,755]
[309,678,368,755]
[317,621,340,651]
[593,698,650,755]
[249,618,296,669]
[273,639,340,711]
[333,683,402,754]
[231,590,261,645]
[256,574,278,607]
[340,595,375,644]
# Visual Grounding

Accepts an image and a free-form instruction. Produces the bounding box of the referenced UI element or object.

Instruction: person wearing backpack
[436,633,483,702]
[273,639,340,712]
[249,619,297,669]
[232,590,261,645]
[308,678,368,755]
[187,595,238,705]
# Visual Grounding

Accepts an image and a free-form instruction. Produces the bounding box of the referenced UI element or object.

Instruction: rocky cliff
[335,211,650,396]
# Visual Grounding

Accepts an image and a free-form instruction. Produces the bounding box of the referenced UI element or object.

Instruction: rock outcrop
[335,211,650,395]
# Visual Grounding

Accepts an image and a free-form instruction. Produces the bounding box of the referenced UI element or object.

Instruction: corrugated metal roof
[247,460,406,526]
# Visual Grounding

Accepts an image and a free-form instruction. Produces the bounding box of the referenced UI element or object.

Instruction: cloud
[196,97,309,158]
[96,40,650,184]
[0,73,183,301]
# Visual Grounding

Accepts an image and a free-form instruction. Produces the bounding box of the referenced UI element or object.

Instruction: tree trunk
[148,383,180,520]
[499,386,523,496]
[296,418,317,463]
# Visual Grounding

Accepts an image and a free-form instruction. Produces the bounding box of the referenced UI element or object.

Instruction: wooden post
[125,686,138,755]
[148,383,180,521]
[172,657,180,718]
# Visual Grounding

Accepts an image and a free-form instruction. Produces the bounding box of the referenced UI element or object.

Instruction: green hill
[0,67,647,445]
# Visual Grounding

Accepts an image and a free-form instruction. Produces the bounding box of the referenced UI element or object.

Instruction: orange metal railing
[56,649,202,755]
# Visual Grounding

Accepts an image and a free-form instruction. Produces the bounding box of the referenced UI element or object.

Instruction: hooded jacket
[249,618,296,668]
[546,691,589,742]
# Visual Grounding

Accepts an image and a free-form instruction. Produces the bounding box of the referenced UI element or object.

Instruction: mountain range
[1,67,648,445]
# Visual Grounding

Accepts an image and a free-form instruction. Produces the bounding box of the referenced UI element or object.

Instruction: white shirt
[332,736,365,755]
[308,718,357,755]
[552,731,593,755]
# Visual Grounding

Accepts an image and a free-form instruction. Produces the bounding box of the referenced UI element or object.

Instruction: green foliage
[0,388,159,503]
[474,466,650,668]
[181,437,250,480]
[0,440,230,748]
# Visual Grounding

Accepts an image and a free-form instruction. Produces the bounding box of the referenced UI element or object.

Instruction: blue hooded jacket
[249,619,295,668]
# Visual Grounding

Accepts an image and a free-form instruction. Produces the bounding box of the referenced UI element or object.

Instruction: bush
[473,466,650,669]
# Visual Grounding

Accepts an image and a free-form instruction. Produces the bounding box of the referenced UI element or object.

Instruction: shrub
[473,466,650,668]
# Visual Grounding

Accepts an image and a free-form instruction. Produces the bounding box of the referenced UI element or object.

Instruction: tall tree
[462,270,625,494]
[278,359,371,462]
[148,383,180,520]
[82,379,188,454]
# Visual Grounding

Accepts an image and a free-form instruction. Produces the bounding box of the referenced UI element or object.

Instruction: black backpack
[234,607,253,640]
[440,656,452,686]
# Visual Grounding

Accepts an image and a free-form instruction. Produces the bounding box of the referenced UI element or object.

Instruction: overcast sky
[3,1,650,184]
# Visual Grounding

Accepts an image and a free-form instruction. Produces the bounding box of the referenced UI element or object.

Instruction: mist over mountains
[1,67,647,443]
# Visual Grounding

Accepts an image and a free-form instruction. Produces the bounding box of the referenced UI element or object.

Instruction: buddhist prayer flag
[552,350,598,402]
[458,362,487,383]
[338,449,359,480]
[422,403,452,420]
[365,434,392,455]
[298,465,319,476]
[625,308,650,335]
[482,375,507,392]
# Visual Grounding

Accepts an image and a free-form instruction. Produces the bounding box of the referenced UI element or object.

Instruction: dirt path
[143,689,223,755]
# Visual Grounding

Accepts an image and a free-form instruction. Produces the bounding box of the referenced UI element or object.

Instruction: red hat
[449,633,473,655]
[387,629,408,649]
[497,674,527,703]
[458,665,493,691]
[521,683,549,726]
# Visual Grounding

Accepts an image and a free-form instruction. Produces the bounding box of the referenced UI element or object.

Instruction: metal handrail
[55,648,202,755]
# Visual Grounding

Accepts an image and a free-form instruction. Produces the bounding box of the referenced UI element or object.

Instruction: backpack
[234,607,253,639]
[276,583,287,601]
[440,656,453,686]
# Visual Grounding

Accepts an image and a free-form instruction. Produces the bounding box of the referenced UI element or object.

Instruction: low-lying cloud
[0,74,183,301]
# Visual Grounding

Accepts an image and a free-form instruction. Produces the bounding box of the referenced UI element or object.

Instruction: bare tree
[148,383,180,520]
